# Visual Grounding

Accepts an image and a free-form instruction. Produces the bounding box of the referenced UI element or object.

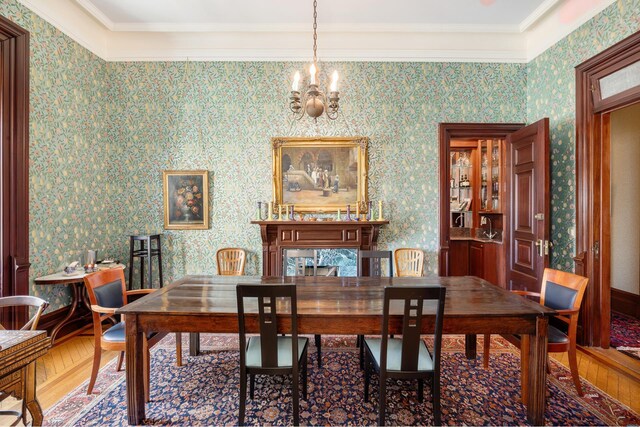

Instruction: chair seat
[246,336,308,368]
[103,322,125,343]
[365,337,434,371]
[102,322,154,343]
[548,325,569,344]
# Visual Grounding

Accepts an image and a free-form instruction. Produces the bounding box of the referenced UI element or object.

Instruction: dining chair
[216,247,247,276]
[283,249,323,367]
[394,248,425,277]
[84,268,182,400]
[483,268,589,397]
[0,296,49,425]
[236,283,308,426]
[356,250,393,368]
[0,295,48,331]
[363,285,447,426]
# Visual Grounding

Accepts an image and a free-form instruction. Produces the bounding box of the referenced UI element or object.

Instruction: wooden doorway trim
[0,16,30,329]
[575,30,640,347]
[438,123,524,276]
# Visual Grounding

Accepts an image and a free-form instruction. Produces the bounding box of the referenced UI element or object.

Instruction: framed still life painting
[272,136,369,213]
[163,170,209,230]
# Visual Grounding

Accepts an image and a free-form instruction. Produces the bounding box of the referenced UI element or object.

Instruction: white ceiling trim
[519,0,562,32]
[17,0,621,63]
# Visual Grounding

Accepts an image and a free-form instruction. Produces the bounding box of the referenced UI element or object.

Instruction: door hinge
[593,240,600,259]
[534,213,544,220]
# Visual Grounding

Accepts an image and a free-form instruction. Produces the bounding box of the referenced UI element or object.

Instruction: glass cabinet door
[478,139,501,213]
[450,149,474,229]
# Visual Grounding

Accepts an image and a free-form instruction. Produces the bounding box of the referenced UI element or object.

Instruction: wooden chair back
[84,269,128,339]
[394,248,424,277]
[358,250,393,277]
[216,248,246,276]
[539,268,588,349]
[380,286,446,373]
[0,296,49,331]
[236,284,299,370]
[284,249,318,276]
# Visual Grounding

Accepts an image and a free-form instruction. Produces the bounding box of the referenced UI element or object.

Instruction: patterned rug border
[44,334,640,426]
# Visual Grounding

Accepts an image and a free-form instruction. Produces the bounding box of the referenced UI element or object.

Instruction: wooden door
[505,119,550,292]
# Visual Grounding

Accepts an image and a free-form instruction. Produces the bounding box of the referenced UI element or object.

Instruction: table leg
[24,362,43,426]
[125,315,146,425]
[464,334,477,359]
[49,282,82,345]
[189,332,201,356]
[526,315,548,425]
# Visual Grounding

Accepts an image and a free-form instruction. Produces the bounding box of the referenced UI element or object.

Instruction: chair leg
[292,366,300,426]
[116,351,124,372]
[87,341,102,394]
[249,374,255,399]
[433,372,442,426]
[175,333,182,367]
[567,347,584,397]
[418,378,424,403]
[359,335,365,369]
[239,368,247,426]
[378,371,387,426]
[315,334,322,368]
[483,334,491,369]
[302,354,308,400]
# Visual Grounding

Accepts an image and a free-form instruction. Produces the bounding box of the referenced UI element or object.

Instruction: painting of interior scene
[280,146,358,205]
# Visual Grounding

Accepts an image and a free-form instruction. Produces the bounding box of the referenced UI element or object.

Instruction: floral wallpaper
[1,0,638,313]
[103,60,526,293]
[0,1,113,311]
[527,0,640,270]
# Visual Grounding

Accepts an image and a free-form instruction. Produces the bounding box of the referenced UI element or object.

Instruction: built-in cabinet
[439,123,525,289]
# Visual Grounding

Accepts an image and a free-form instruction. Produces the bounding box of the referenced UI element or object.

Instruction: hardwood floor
[2,333,639,424]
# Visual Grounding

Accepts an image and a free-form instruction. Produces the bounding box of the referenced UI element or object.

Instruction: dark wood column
[251,220,389,276]
[0,16,30,329]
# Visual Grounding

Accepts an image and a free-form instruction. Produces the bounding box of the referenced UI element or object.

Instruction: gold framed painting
[163,170,209,230]
[272,136,369,213]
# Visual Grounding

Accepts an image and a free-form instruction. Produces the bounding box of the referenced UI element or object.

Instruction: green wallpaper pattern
[527,0,640,269]
[1,0,638,312]
[0,1,113,311]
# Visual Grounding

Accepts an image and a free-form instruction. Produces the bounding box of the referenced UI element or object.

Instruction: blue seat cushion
[365,337,434,372]
[103,322,125,343]
[245,336,308,368]
[548,325,569,344]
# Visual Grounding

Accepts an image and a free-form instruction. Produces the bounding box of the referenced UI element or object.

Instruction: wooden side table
[0,330,50,426]
[34,264,125,344]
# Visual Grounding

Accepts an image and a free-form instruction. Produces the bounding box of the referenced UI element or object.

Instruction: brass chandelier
[289,0,340,121]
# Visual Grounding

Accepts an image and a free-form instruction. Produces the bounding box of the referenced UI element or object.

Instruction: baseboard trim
[579,345,640,383]
[38,306,93,345]
[611,288,640,318]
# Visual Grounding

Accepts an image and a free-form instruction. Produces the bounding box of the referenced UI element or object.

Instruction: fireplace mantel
[251,220,389,276]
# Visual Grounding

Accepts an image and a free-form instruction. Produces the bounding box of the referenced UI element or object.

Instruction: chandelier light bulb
[330,70,339,92]
[292,71,300,91]
[309,63,317,85]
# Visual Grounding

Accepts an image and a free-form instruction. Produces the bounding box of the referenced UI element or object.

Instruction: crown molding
[525,0,618,61]
[17,0,622,63]
[17,0,108,59]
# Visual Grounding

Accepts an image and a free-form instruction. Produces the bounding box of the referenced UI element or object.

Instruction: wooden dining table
[117,275,555,425]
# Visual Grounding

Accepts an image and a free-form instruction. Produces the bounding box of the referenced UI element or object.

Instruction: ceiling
[18,0,617,62]
[76,0,548,31]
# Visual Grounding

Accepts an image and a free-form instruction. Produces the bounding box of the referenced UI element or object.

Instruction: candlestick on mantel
[377,200,384,221]
[337,209,342,221]
[356,203,360,220]
[345,205,351,221]
[367,201,373,221]
[256,202,262,221]
[290,204,295,220]
[278,205,283,221]
[268,202,273,220]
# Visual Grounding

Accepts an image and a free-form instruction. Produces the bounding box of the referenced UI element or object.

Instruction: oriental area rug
[610,311,640,361]
[44,334,640,426]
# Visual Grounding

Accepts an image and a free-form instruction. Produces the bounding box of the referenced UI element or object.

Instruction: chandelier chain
[312,0,318,64]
